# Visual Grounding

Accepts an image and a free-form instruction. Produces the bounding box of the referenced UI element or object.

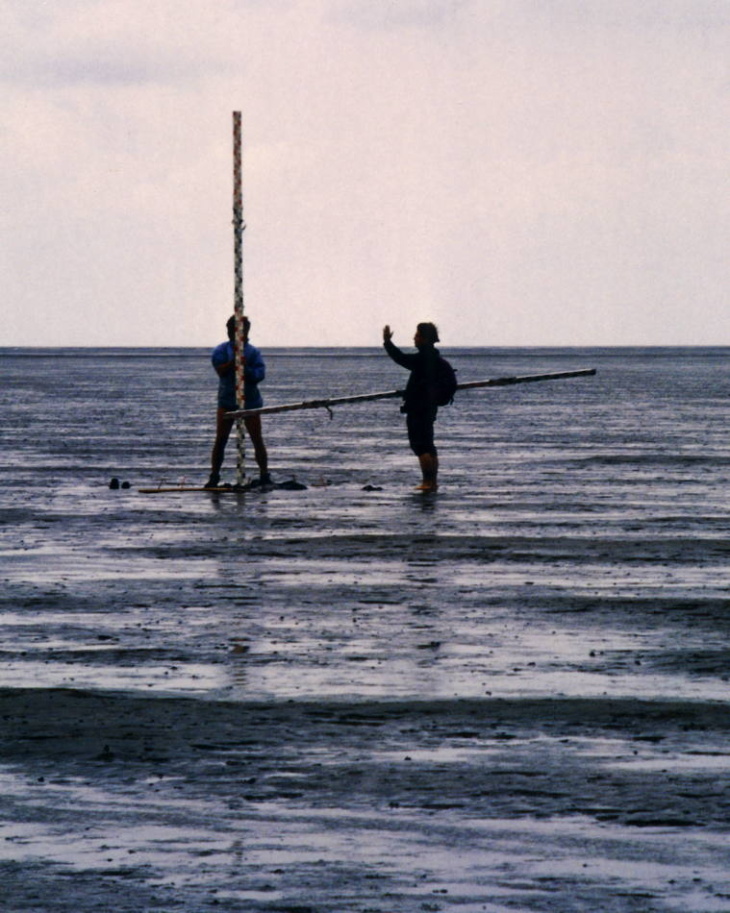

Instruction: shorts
[218,394,238,412]
[218,389,263,412]
[406,410,437,457]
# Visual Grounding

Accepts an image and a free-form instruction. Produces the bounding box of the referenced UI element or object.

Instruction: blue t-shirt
[211,340,265,411]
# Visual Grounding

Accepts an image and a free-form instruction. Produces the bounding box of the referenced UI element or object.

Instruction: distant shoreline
[2,344,730,355]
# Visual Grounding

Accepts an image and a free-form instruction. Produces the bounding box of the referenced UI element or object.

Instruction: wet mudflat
[1,347,730,911]
[2,688,730,913]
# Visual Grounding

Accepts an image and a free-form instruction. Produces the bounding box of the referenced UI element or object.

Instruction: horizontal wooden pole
[226,368,596,419]
[456,368,597,390]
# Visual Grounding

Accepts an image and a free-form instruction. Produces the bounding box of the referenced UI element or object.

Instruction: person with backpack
[382,322,456,492]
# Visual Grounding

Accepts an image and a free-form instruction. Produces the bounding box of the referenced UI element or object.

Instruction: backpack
[434,356,458,406]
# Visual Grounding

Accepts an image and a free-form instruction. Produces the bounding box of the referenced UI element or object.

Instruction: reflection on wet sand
[2,347,730,910]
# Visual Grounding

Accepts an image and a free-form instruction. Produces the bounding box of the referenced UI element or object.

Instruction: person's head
[414,322,439,348]
[226,315,251,342]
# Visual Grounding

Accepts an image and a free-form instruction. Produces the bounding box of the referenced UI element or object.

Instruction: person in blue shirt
[206,315,270,488]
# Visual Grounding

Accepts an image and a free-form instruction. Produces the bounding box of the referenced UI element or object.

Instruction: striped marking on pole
[232,111,246,485]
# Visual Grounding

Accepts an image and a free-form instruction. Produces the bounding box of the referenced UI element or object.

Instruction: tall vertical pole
[232,111,246,485]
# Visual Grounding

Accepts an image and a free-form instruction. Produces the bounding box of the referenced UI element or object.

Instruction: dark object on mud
[274,479,307,491]
[95,745,114,762]
[138,478,308,494]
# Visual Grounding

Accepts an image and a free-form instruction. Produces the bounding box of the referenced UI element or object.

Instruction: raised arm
[383,326,417,369]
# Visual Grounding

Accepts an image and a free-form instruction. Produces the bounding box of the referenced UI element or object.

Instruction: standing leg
[408,412,439,491]
[416,452,438,491]
[244,414,270,483]
[207,409,234,487]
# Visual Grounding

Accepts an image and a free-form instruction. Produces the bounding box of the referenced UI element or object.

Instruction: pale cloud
[1,0,728,346]
[0,0,238,87]
[327,0,472,30]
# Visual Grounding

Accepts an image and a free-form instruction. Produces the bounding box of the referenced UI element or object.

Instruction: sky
[1,0,728,348]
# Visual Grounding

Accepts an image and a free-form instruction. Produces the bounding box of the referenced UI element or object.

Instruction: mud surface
[1,347,730,911]
[2,689,730,912]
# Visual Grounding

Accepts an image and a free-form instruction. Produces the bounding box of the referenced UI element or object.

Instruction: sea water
[1,346,729,704]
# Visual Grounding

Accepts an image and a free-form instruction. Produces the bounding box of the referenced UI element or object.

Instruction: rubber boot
[416,453,438,491]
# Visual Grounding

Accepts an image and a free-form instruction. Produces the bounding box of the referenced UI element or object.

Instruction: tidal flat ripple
[1,346,730,911]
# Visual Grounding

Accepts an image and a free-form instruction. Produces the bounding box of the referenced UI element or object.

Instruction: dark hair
[417,322,440,345]
[226,315,251,337]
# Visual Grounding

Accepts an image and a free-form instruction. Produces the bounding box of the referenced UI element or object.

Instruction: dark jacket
[383,338,440,416]
[211,340,266,411]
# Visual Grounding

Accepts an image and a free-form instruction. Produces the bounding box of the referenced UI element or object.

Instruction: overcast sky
[2,0,728,347]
